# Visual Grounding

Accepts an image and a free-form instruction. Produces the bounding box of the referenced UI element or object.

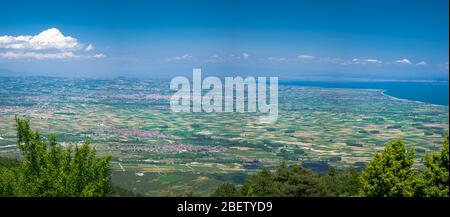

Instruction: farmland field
[0,77,448,196]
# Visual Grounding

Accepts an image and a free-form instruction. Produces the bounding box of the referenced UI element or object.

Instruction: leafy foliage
[212,162,361,197]
[414,136,449,197]
[213,137,449,197]
[359,139,416,196]
[0,118,112,196]
[211,183,240,197]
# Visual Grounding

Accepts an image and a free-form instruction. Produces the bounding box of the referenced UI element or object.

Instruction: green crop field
[1,77,448,196]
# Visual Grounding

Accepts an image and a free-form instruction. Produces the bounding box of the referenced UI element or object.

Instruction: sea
[280,81,449,106]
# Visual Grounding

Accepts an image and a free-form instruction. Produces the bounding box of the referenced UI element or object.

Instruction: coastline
[280,80,449,107]
[380,89,449,107]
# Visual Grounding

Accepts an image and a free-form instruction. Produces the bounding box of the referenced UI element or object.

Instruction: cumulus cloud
[0,28,103,60]
[0,28,82,51]
[166,54,193,61]
[85,44,94,51]
[416,61,427,66]
[395,58,412,64]
[365,59,381,64]
[351,58,382,64]
[242,52,249,60]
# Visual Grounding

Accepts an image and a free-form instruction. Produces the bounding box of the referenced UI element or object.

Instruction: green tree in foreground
[359,139,416,196]
[0,118,112,196]
[414,136,449,197]
[213,137,448,197]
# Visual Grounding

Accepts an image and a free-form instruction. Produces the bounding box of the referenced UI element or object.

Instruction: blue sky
[0,0,448,81]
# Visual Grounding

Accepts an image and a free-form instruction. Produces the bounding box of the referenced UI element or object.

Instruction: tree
[317,167,361,196]
[414,136,449,197]
[359,139,416,196]
[211,183,240,197]
[240,168,275,196]
[279,163,320,196]
[212,137,448,198]
[240,162,322,197]
[0,117,112,196]
[0,163,17,196]
[333,169,361,196]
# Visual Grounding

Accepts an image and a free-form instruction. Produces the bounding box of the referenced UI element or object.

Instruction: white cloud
[166,54,193,61]
[92,53,106,58]
[85,44,94,51]
[395,58,412,64]
[0,28,82,51]
[365,59,382,64]
[267,57,287,62]
[0,28,103,60]
[0,51,76,59]
[0,51,105,60]
[416,61,427,66]
[351,58,382,64]
[297,54,315,60]
[242,52,249,60]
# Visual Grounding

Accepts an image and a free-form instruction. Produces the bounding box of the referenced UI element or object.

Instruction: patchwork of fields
[0,77,448,196]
